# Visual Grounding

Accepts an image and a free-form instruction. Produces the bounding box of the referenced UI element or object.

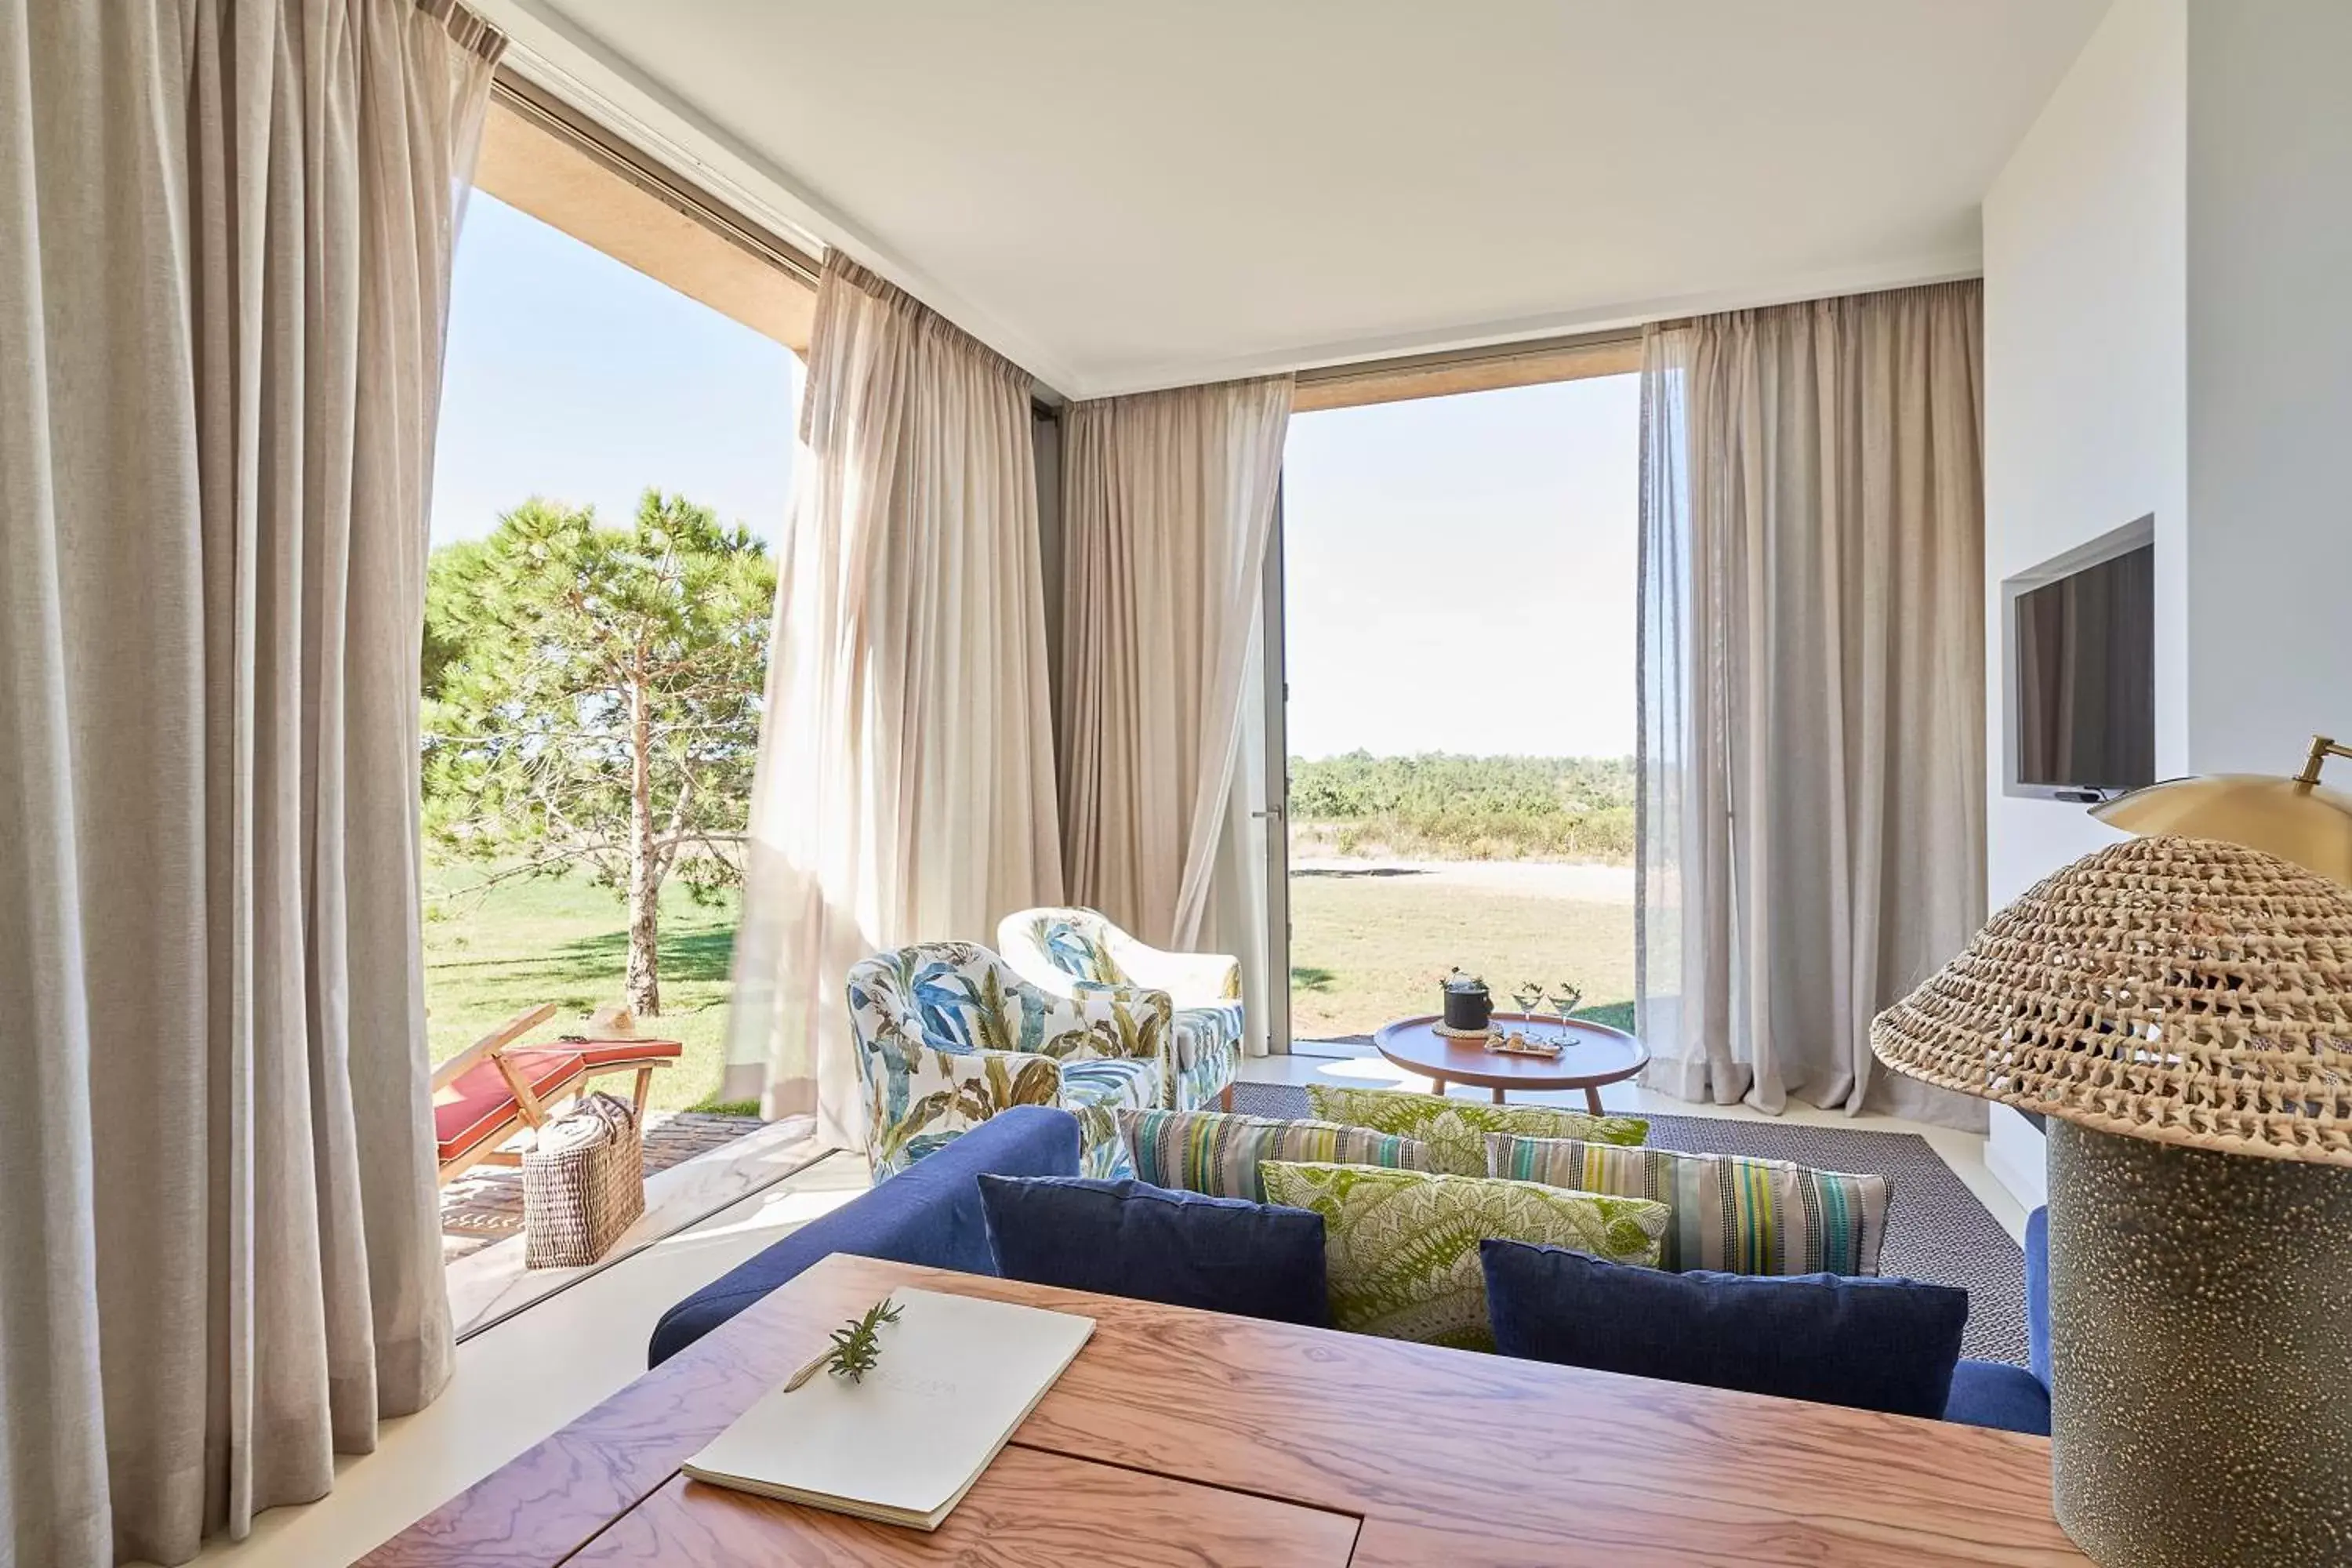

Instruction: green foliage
[1287,751,1635,862]
[422,491,776,906]
[421,862,742,1112]
[823,1297,905,1385]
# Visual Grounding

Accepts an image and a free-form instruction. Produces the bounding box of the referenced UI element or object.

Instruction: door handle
[1251,804,1285,820]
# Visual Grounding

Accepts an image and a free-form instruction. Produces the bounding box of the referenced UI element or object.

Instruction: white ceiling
[486,0,2109,399]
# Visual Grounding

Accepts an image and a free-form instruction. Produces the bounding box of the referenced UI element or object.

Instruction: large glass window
[1277,375,1639,1046]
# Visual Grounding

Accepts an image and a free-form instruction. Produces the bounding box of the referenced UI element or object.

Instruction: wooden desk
[363,1254,2089,1566]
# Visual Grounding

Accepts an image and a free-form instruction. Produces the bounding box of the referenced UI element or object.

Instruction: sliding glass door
[1262,376,1642,1054]
[1257,489,1294,1054]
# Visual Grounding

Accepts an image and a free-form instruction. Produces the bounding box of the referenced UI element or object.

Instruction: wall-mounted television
[2005,520,2156,801]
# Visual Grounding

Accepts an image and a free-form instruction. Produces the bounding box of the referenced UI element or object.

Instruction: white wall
[2185,0,2352,772]
[1982,0,2185,920]
[1977,0,2352,1210]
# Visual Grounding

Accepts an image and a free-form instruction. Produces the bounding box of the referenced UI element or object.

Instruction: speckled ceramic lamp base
[2047,1121,2352,1566]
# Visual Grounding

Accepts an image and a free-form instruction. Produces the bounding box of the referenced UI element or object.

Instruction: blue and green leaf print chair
[996,908,1243,1113]
[846,941,1168,1180]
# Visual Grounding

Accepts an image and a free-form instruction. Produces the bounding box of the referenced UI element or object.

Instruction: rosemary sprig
[826,1296,904,1386]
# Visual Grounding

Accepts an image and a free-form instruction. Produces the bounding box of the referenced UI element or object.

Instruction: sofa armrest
[1110,935,1243,1007]
[867,1044,1065,1176]
[647,1106,1082,1367]
[1054,982,1175,1063]
[2025,1205,2051,1389]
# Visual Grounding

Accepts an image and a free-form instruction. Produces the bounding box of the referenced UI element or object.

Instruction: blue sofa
[650,1107,2056,1438]
[647,1105,1080,1367]
[1940,1205,2053,1435]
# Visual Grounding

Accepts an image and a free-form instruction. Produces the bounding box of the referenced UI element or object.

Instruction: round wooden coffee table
[1371,1013,1649,1113]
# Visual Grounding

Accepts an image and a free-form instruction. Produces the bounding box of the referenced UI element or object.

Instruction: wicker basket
[524,1091,645,1269]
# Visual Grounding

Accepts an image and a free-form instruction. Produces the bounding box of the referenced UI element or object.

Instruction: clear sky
[434,196,1635,763]
[1282,376,1639,760]
[431,194,801,546]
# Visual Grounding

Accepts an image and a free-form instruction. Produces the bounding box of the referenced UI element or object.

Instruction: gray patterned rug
[1231,1080,2027,1364]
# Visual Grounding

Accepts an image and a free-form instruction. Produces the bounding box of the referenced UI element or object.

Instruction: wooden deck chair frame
[432,1004,683,1185]
[434,1003,567,1185]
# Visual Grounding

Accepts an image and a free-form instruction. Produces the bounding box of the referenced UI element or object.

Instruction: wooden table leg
[1584,1084,1605,1115]
[1428,1075,1446,1096]
[1492,1086,1506,1105]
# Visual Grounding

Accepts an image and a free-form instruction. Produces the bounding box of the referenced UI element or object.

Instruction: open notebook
[682,1287,1096,1531]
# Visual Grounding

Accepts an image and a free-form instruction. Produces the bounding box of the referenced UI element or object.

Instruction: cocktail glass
[1546,982,1584,1044]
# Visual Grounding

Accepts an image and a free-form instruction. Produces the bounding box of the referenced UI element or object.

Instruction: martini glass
[1546,982,1584,1044]
[1510,982,1545,1039]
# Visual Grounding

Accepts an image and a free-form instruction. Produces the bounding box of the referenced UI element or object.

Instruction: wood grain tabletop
[361,1253,2089,1567]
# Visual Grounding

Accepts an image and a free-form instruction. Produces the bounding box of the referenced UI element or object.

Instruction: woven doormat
[1231,1080,2028,1365]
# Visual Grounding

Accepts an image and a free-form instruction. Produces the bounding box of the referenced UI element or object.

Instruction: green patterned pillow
[1304,1084,1648,1177]
[1487,1134,1890,1276]
[1119,1108,1429,1202]
[1259,1161,1668,1349]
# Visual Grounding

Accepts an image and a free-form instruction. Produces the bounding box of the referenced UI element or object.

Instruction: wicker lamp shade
[1871,834,2352,1167]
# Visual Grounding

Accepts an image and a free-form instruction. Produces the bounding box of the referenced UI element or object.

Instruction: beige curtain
[1059,377,1293,956]
[1635,282,1987,1128]
[0,2,499,1563]
[727,256,1064,1148]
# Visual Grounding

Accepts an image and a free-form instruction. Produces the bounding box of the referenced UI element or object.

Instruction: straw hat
[582,1002,642,1039]
[1871,835,2352,1166]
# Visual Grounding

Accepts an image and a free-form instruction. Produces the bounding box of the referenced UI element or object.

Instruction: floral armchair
[846,941,1167,1180]
[995,907,1244,1113]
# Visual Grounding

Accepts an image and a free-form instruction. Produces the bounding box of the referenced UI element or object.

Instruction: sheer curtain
[727,256,1065,1148]
[1058,377,1292,966]
[1636,283,1987,1127]
[0,3,499,1563]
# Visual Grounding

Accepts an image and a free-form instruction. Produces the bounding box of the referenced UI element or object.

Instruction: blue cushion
[2025,1205,2052,1388]
[1480,1240,1969,1419]
[1944,1204,2054,1434]
[978,1174,1329,1328]
[647,1106,1082,1367]
[1944,1358,2053,1435]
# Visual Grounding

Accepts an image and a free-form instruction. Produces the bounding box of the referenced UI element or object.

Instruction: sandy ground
[1289,855,1635,904]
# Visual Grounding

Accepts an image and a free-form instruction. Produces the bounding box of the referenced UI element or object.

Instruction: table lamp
[1871,835,2352,1568]
[2092,733,2352,885]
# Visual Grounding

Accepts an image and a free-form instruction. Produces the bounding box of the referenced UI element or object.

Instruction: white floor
[444,1115,826,1339]
[176,1050,2021,1567]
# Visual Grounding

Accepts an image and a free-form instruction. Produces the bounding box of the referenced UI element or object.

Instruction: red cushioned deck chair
[432,1003,684,1184]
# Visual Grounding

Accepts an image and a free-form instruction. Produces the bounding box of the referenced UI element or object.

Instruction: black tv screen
[2014,543,2155,793]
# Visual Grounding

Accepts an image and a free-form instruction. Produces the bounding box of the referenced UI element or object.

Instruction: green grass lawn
[1287,869,1634,1041]
[423,858,1633,1109]
[423,863,749,1113]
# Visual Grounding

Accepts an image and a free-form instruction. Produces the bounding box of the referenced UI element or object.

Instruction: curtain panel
[726,256,1065,1148]
[1635,282,1987,1128]
[0,2,499,1563]
[1058,378,1292,959]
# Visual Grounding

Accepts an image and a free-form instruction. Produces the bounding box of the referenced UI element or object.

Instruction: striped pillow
[1486,1134,1890,1277]
[1305,1084,1648,1177]
[1120,1108,1429,1202]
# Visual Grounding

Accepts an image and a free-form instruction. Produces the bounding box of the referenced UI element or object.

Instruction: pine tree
[423,491,775,1015]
